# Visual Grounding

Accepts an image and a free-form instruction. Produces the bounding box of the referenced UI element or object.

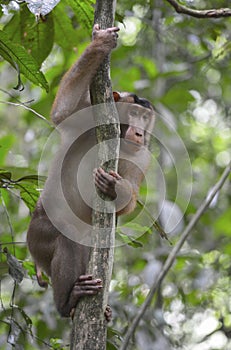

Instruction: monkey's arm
[51,25,119,125]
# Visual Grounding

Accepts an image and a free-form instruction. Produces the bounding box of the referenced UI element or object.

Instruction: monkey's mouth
[122,139,143,151]
[124,139,141,146]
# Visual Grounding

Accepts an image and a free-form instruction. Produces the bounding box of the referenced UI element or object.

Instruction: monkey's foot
[36,264,48,288]
[105,305,112,322]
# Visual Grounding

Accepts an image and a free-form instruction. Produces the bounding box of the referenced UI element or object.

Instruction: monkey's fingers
[93,24,120,33]
[72,282,103,297]
[75,284,102,291]
[107,26,120,33]
[72,286,102,299]
[76,279,102,286]
[97,167,122,181]
[77,274,102,285]
[94,167,116,184]
[109,170,122,180]
[93,167,107,185]
[94,168,117,196]
[78,274,94,281]
[93,24,100,31]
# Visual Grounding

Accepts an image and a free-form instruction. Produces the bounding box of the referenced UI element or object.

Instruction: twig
[120,162,231,350]
[165,0,231,18]
[0,100,51,125]
[137,199,172,244]
[0,192,15,255]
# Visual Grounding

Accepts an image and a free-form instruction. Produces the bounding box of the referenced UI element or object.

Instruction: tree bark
[70,1,119,349]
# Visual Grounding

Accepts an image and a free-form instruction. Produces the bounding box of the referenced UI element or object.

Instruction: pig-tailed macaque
[27,25,155,318]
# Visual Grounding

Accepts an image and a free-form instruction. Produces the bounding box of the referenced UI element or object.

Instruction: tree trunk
[70,1,119,349]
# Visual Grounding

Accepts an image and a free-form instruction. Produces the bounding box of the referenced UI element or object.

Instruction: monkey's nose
[135,131,143,138]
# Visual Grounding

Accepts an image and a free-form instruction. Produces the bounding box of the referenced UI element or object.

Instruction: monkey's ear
[113,91,121,102]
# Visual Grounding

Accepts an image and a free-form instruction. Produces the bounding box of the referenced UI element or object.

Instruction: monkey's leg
[51,237,103,317]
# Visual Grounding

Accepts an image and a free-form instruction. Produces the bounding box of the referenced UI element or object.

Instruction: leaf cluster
[0,0,94,91]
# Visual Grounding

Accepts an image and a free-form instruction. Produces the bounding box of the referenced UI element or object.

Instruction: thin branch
[0,100,51,125]
[0,241,25,246]
[0,192,16,255]
[137,199,171,243]
[165,0,231,18]
[120,162,231,350]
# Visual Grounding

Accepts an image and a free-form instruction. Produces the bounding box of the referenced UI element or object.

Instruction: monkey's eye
[143,114,150,121]
[130,109,139,117]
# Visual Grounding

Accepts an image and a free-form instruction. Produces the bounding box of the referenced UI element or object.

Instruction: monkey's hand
[94,167,121,199]
[94,167,135,214]
[70,275,112,321]
[72,274,102,298]
[69,274,102,316]
[92,24,120,49]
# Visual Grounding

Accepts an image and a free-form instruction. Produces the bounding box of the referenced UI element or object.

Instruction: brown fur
[27,25,155,317]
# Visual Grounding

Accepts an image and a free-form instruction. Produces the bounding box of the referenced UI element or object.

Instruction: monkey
[27,24,155,318]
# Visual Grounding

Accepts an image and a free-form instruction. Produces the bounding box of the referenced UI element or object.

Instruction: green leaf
[4,5,54,66]
[107,327,123,340]
[49,338,64,349]
[16,174,46,183]
[65,0,94,33]
[115,11,125,25]
[0,170,12,188]
[0,29,49,91]
[0,169,44,211]
[0,167,44,182]
[22,261,36,278]
[53,2,80,50]
[116,230,143,248]
[14,182,40,212]
[123,221,151,233]
[16,175,45,211]
[107,341,119,350]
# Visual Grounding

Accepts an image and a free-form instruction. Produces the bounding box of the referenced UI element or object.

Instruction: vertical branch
[71,1,119,349]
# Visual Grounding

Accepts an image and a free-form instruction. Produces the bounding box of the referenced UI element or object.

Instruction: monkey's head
[113,91,155,151]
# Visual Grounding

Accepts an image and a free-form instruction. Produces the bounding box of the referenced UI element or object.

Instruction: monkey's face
[126,104,153,145]
[113,91,155,151]
[119,104,155,152]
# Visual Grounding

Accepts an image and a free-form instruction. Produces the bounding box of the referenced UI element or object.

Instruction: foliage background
[0,0,230,349]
